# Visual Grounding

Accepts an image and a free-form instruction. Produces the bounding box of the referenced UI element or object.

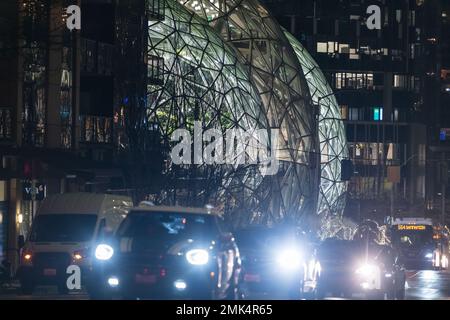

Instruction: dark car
[89,206,241,300]
[317,240,405,300]
[234,227,321,300]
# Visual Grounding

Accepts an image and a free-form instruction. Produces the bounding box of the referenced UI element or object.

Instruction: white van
[17,193,133,294]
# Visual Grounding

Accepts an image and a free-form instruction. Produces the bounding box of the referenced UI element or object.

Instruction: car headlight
[355,264,378,277]
[95,244,114,261]
[425,253,433,259]
[276,247,303,270]
[186,249,209,265]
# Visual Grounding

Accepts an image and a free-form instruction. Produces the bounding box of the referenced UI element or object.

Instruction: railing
[146,0,165,21]
[22,121,45,147]
[0,107,13,143]
[80,115,113,144]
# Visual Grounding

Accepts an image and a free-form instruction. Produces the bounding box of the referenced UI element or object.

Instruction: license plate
[43,268,57,276]
[244,274,261,283]
[135,274,157,284]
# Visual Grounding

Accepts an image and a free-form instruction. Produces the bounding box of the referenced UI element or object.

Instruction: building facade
[260,0,436,222]
[0,0,127,269]
[0,0,352,269]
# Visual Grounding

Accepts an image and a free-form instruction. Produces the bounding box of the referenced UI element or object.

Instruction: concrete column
[15,0,25,146]
[383,72,393,122]
[6,179,20,273]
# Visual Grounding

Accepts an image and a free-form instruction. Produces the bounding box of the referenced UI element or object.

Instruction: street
[405,270,450,300]
[1,270,449,300]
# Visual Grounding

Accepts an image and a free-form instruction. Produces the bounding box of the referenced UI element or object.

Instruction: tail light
[73,249,89,263]
[21,250,33,265]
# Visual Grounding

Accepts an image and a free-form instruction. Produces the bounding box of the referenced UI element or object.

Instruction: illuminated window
[340,105,348,120]
[373,107,383,121]
[317,42,327,53]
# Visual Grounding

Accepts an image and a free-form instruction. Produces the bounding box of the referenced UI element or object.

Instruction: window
[373,107,383,121]
[340,105,348,120]
[334,72,374,89]
[394,74,408,88]
[349,48,360,60]
[317,42,327,53]
[349,108,363,121]
[339,43,350,54]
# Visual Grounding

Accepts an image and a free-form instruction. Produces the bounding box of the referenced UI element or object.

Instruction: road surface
[1,270,449,300]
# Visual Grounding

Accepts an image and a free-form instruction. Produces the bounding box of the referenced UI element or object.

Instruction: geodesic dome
[284,31,349,219]
[147,0,279,224]
[178,0,319,226]
[143,0,348,231]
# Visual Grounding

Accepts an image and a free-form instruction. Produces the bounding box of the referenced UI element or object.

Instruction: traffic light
[23,160,32,178]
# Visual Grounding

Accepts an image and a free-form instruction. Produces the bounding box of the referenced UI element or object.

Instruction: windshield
[235,228,300,252]
[116,211,216,241]
[392,227,434,249]
[319,241,364,259]
[30,214,98,242]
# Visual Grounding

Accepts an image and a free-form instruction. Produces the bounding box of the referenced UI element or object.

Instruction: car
[17,193,133,295]
[234,226,321,300]
[316,239,405,300]
[90,206,241,300]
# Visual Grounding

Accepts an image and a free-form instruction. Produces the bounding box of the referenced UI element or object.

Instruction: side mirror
[18,235,25,249]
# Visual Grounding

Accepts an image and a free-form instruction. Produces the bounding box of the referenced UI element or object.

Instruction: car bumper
[18,264,91,286]
[94,265,216,299]
[240,270,303,296]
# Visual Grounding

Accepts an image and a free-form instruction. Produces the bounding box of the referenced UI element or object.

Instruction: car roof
[37,193,133,215]
[129,206,221,217]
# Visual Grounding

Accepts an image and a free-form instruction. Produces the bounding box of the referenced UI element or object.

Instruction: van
[17,193,133,294]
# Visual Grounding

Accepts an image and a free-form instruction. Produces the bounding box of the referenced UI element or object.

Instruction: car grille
[34,252,71,269]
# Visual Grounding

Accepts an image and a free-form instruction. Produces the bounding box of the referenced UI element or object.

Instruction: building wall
[260,0,429,223]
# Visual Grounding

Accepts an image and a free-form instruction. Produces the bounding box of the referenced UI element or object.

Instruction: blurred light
[361,282,370,290]
[95,244,114,261]
[24,253,32,261]
[108,277,119,287]
[174,280,187,290]
[276,247,303,270]
[423,270,437,280]
[425,253,433,259]
[74,254,83,261]
[355,264,378,277]
[18,214,24,224]
[385,273,392,278]
[186,249,209,265]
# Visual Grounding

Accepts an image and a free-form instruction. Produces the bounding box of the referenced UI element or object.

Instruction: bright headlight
[186,249,209,265]
[276,247,303,270]
[425,253,433,259]
[95,244,114,261]
[355,264,378,277]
